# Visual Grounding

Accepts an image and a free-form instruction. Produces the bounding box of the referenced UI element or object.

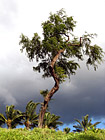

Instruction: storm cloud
[0,51,105,124]
[0,0,105,126]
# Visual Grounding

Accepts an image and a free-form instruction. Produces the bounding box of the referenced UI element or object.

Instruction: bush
[0,128,105,140]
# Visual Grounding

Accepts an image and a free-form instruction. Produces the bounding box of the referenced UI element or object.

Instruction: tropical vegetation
[73,114,100,132]
[63,127,71,134]
[0,103,104,139]
[43,112,63,129]
[0,105,24,129]
[0,127,105,140]
[23,100,39,129]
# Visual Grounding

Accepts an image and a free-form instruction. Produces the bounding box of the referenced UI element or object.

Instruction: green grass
[0,128,105,140]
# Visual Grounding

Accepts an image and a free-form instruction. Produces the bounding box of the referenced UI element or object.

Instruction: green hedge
[0,128,105,140]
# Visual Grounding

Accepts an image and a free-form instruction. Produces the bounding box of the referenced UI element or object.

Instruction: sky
[0,0,105,130]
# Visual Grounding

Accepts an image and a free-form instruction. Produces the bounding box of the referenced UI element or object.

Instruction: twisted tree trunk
[38,49,64,128]
[38,36,82,128]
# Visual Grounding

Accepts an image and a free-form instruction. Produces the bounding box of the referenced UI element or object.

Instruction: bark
[7,119,12,129]
[38,49,64,128]
[24,119,30,129]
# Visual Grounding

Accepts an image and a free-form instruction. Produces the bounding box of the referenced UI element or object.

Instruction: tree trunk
[38,49,64,128]
[7,119,12,129]
[25,120,30,130]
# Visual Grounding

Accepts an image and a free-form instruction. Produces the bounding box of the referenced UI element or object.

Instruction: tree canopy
[20,9,104,82]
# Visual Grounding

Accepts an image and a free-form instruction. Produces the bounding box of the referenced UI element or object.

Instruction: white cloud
[0,0,18,29]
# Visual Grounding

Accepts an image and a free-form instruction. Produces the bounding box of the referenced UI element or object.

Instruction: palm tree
[24,100,39,129]
[73,114,100,132]
[63,127,71,134]
[43,112,63,129]
[0,105,24,129]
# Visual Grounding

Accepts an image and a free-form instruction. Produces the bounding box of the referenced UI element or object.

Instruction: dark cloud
[0,52,53,107]
[49,62,105,123]
[0,0,105,123]
[0,51,105,125]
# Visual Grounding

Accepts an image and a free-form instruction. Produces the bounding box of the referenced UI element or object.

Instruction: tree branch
[68,37,82,47]
[58,32,82,46]
[44,49,65,102]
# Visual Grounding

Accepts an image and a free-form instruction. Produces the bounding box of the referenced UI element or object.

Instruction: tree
[0,105,24,129]
[73,114,100,132]
[43,112,63,129]
[19,9,104,128]
[24,100,39,129]
[63,127,71,134]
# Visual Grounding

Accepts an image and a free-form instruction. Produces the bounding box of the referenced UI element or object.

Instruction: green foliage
[73,114,101,132]
[0,105,24,129]
[63,127,71,134]
[19,9,104,83]
[54,66,67,82]
[24,100,39,129]
[0,128,105,140]
[0,113,6,126]
[43,112,63,129]
[40,89,49,98]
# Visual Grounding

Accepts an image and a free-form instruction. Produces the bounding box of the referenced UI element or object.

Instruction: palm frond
[24,100,39,129]
[74,119,83,126]
[0,113,6,121]
[90,122,101,128]
[0,113,6,126]
[73,114,100,132]
[5,105,15,119]
[43,112,63,129]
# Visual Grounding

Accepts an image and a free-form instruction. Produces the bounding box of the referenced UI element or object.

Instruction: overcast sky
[0,0,105,129]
